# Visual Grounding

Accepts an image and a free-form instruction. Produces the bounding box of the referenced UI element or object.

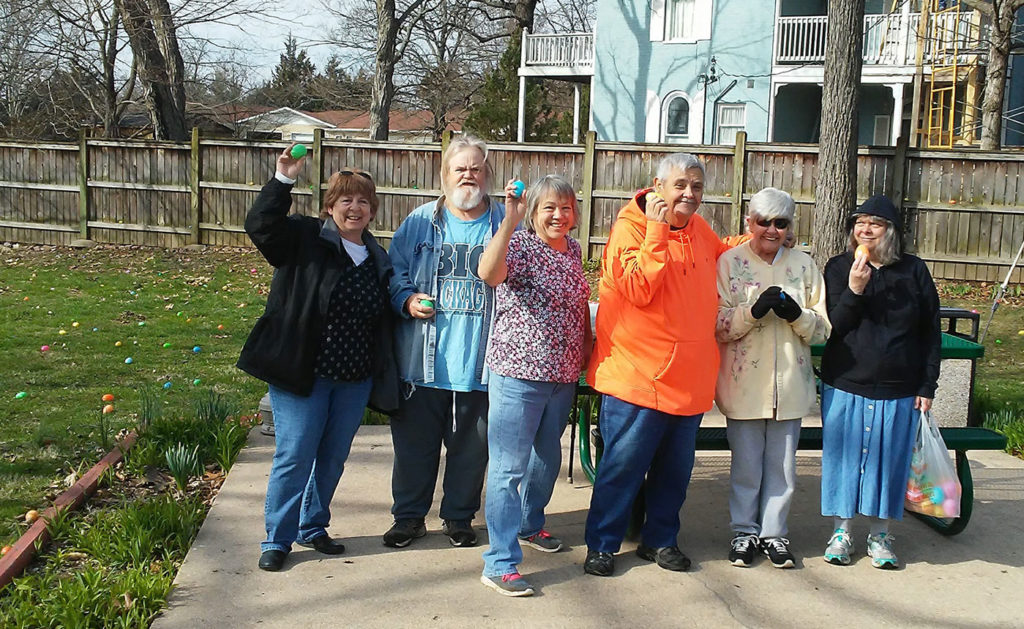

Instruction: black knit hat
[847,194,902,230]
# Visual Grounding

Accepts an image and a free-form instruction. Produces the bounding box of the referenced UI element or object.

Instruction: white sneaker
[866,532,899,569]
[823,529,853,565]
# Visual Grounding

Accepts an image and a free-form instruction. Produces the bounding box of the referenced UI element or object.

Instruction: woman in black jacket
[238,145,398,572]
[818,195,940,570]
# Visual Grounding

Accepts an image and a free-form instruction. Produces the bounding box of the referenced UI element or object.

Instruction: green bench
[573,331,1007,536]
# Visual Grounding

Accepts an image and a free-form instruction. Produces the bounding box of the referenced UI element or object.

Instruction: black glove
[750,286,782,319]
[773,290,802,322]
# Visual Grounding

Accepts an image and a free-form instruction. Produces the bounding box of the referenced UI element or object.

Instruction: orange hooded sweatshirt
[586,190,730,416]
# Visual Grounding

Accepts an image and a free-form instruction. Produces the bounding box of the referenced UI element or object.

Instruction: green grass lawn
[0,245,271,546]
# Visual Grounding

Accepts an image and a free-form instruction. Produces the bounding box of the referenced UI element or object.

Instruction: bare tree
[973,0,1024,150]
[535,0,595,32]
[0,0,56,135]
[813,0,865,267]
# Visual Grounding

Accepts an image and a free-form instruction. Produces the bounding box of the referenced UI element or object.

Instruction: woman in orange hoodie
[583,153,730,578]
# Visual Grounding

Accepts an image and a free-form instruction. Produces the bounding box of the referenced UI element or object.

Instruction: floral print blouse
[486,231,590,383]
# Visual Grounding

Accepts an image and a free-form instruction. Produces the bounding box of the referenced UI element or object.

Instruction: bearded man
[383,135,509,549]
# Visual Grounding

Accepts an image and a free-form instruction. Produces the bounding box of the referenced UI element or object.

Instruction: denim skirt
[820,384,919,520]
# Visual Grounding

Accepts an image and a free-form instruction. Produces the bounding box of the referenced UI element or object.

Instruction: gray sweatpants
[726,417,801,539]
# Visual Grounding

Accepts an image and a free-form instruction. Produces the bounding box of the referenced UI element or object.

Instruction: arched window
[663,95,690,143]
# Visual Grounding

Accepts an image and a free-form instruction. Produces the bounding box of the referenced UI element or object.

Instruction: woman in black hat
[818,194,940,570]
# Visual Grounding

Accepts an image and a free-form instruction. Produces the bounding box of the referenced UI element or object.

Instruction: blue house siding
[590,0,775,143]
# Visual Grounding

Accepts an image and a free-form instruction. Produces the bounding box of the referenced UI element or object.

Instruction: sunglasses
[338,170,373,182]
[755,217,790,229]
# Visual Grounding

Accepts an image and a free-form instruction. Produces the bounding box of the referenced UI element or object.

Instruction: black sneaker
[636,544,691,572]
[382,518,426,548]
[729,533,759,567]
[441,519,477,547]
[761,537,796,569]
[583,550,615,576]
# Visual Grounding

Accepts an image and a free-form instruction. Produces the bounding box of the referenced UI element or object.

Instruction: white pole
[518,76,527,143]
[573,83,581,144]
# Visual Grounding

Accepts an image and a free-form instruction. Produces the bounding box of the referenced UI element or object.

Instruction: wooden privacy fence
[2,129,1024,282]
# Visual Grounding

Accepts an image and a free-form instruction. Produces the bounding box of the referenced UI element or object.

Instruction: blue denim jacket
[388,196,507,387]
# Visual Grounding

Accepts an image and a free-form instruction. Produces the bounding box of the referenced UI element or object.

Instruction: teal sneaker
[823,529,853,565]
[866,532,899,569]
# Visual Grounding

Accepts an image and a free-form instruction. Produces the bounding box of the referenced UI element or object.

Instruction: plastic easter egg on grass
[25,510,38,523]
[40,345,49,352]
[217,324,224,331]
[1,545,10,556]
[102,404,114,414]
[996,339,1003,345]
[163,382,172,389]
[124,357,133,364]
[163,342,171,348]
[138,321,146,327]
[58,329,67,335]
[193,346,201,353]
[102,393,114,402]
[72,322,79,328]
[15,391,27,399]
[192,378,202,386]
[115,341,122,347]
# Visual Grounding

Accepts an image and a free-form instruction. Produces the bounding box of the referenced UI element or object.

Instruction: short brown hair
[321,168,378,219]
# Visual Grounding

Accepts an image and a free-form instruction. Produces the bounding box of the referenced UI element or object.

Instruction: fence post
[579,130,597,260]
[77,129,89,241]
[441,129,452,154]
[731,131,747,235]
[190,127,202,245]
[312,128,324,214]
[891,134,910,248]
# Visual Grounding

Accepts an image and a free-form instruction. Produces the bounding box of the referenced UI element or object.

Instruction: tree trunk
[980,1,1019,150]
[370,0,399,141]
[813,0,865,268]
[115,0,188,141]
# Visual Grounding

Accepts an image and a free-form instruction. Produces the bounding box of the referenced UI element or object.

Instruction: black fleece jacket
[236,177,399,412]
[820,251,941,400]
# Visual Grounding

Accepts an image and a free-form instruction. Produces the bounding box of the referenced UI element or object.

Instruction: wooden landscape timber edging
[2,132,1024,282]
[0,432,137,591]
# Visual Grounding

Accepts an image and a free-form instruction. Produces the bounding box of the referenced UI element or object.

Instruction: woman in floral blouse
[476,175,592,596]
[715,187,830,569]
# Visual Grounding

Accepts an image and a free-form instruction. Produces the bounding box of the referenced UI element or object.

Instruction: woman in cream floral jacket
[715,187,830,569]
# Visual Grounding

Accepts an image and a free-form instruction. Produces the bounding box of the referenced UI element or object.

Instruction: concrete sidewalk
[153,417,1024,628]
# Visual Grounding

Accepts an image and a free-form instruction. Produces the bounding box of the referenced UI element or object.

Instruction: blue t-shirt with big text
[430,208,490,392]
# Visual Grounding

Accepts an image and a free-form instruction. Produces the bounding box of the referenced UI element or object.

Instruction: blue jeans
[585,395,702,552]
[482,373,574,577]
[262,377,372,553]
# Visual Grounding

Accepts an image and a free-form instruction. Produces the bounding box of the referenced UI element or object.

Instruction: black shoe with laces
[441,519,477,547]
[729,533,759,567]
[382,518,427,548]
[636,544,691,572]
[761,537,796,568]
[584,549,615,576]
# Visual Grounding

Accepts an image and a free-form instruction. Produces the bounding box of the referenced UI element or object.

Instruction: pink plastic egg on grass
[40,345,50,352]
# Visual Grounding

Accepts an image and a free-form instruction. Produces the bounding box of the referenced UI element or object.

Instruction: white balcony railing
[775,13,988,66]
[523,32,595,70]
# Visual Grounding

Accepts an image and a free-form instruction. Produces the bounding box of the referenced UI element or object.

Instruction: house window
[663,96,690,143]
[716,103,745,145]
[666,0,697,41]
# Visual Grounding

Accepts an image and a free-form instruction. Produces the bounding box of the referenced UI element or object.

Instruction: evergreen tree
[264,35,317,110]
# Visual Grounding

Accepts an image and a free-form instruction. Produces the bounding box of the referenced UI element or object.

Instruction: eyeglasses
[338,170,373,182]
[755,217,790,229]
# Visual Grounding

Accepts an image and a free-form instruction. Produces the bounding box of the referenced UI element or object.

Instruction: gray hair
[655,152,705,182]
[748,187,795,222]
[523,175,578,234]
[441,134,493,195]
[847,216,902,265]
